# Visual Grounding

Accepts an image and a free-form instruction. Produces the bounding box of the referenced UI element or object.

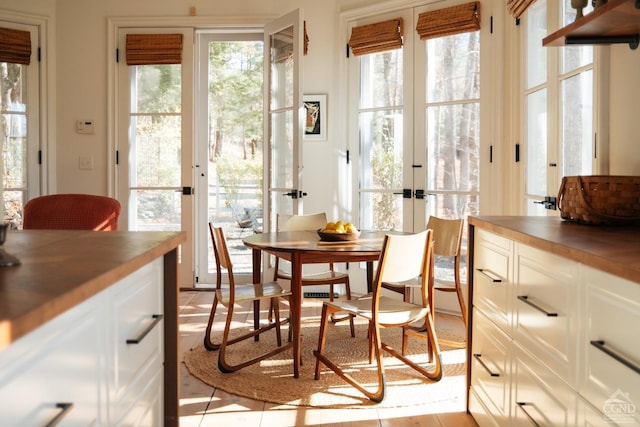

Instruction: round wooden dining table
[243,229,391,378]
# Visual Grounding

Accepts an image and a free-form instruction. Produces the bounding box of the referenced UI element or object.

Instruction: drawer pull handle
[127,314,163,344]
[476,269,502,282]
[517,295,558,317]
[590,340,640,375]
[473,353,500,377]
[45,402,73,427]
[516,402,541,427]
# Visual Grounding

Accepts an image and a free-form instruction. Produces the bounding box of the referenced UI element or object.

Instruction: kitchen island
[0,230,186,426]
[467,216,640,426]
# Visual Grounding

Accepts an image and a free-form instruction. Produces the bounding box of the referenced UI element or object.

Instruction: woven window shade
[0,27,31,65]
[416,2,480,41]
[126,34,183,65]
[348,18,403,56]
[506,0,537,19]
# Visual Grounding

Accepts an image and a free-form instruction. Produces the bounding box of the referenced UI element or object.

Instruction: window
[0,22,41,227]
[522,0,595,214]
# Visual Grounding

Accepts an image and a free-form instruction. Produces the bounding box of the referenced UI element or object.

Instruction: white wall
[609,44,640,175]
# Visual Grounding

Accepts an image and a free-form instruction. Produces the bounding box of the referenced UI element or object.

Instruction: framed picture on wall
[303,94,326,141]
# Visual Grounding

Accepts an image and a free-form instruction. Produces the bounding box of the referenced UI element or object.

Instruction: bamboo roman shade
[348,18,403,56]
[416,2,480,41]
[506,0,537,19]
[0,27,31,65]
[126,34,183,65]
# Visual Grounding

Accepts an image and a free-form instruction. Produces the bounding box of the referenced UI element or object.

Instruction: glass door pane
[128,64,183,232]
[196,34,264,284]
[423,32,481,222]
[265,9,303,235]
[358,49,405,231]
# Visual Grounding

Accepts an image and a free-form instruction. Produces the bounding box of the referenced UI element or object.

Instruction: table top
[0,230,186,350]
[243,230,395,256]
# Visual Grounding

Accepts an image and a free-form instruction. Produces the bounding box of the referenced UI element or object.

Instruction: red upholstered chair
[23,194,121,231]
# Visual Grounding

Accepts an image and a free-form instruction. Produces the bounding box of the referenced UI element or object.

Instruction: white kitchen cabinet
[468,217,640,427]
[580,266,640,425]
[514,243,579,389]
[109,259,164,425]
[469,308,512,425]
[472,229,514,335]
[0,291,105,426]
[512,342,577,427]
[0,258,164,426]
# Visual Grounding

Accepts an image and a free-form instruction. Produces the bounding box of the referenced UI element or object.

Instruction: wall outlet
[76,120,95,134]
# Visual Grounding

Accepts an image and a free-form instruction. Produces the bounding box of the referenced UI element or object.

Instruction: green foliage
[215,155,262,208]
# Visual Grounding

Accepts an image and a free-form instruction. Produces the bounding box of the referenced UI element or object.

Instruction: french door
[522,0,595,215]
[264,9,305,231]
[348,1,491,311]
[350,2,489,234]
[116,28,194,287]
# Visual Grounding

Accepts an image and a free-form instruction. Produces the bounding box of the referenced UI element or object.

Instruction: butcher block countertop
[0,230,186,351]
[469,216,640,284]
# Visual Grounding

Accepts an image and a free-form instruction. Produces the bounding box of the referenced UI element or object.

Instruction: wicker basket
[557,175,640,225]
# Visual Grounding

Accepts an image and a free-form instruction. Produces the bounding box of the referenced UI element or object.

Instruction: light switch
[79,155,94,170]
[76,120,95,134]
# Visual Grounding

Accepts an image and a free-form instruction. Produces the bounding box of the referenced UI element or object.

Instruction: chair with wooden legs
[272,212,355,337]
[203,223,293,373]
[313,230,442,403]
[381,216,466,328]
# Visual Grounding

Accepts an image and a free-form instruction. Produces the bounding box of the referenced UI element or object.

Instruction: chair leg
[217,300,294,374]
[382,311,443,382]
[314,310,387,403]
[328,280,356,338]
[204,293,221,351]
[456,286,467,327]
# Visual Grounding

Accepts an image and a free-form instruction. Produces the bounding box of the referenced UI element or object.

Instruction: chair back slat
[278,212,327,231]
[427,216,463,257]
[374,230,433,297]
[208,223,233,272]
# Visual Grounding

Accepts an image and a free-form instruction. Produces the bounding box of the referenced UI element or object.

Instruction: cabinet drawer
[470,308,511,425]
[473,229,513,333]
[514,243,579,388]
[577,395,626,427]
[0,293,104,426]
[580,267,640,425]
[110,259,164,412]
[512,343,577,427]
[113,361,163,426]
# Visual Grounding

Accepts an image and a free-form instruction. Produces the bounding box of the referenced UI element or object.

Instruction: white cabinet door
[580,266,640,426]
[0,293,105,426]
[470,308,512,425]
[512,343,577,427]
[514,243,580,389]
[109,258,164,425]
[473,229,514,334]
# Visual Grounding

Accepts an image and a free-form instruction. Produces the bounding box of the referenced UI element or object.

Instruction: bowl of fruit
[317,220,361,242]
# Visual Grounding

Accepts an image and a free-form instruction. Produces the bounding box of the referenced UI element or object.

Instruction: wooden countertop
[0,230,186,351]
[469,216,640,284]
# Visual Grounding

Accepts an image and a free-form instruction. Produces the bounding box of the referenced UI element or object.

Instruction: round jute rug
[183,316,466,409]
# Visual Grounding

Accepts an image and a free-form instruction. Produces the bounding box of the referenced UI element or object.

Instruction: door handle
[283,189,298,199]
[177,187,194,195]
